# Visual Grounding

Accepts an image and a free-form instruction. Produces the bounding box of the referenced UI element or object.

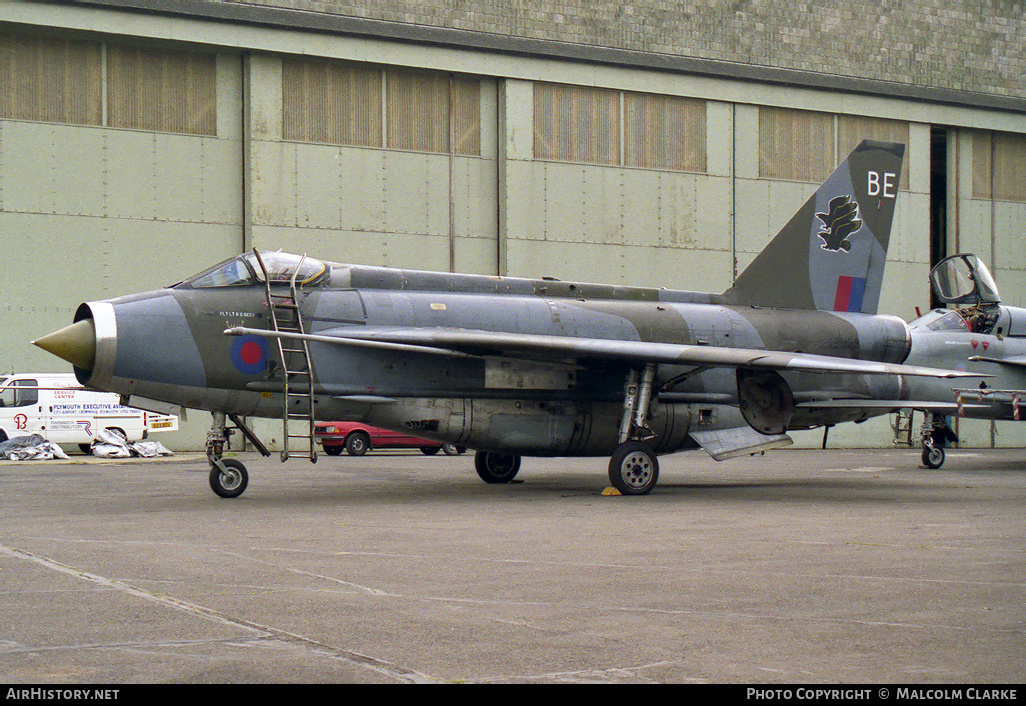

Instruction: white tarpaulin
[0,434,70,460]
[90,428,173,458]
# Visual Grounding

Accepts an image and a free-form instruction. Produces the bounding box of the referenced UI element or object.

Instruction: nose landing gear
[920,411,957,469]
[206,412,271,498]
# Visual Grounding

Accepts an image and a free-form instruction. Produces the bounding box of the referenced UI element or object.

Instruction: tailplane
[722,140,905,314]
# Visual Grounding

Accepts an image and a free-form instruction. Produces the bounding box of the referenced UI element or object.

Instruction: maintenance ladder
[892,408,914,447]
[253,249,318,462]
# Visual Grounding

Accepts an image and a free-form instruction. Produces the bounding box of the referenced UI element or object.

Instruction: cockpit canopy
[909,308,969,332]
[177,252,328,289]
[930,253,1001,306]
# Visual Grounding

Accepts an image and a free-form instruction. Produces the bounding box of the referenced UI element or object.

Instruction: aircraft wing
[226,326,981,379]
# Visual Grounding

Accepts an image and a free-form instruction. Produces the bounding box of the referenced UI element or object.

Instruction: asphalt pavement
[1,446,1023,683]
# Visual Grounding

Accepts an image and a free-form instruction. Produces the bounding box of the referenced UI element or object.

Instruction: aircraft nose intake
[33,319,97,372]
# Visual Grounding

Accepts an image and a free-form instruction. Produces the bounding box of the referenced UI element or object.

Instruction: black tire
[209,459,248,498]
[475,451,521,483]
[345,432,370,456]
[922,444,945,469]
[442,443,462,455]
[421,446,441,455]
[608,442,659,495]
[323,445,344,456]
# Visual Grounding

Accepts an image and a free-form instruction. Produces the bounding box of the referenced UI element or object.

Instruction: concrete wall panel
[1,123,105,217]
[252,140,298,226]
[295,142,343,230]
[339,148,387,234]
[503,236,732,291]
[253,224,461,273]
[994,201,1026,280]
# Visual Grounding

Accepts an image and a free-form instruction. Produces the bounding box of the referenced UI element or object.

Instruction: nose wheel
[209,458,249,498]
[921,443,945,469]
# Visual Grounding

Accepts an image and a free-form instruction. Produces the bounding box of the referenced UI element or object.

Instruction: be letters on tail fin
[722,140,905,315]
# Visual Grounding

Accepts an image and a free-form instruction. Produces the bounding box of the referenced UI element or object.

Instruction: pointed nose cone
[33,319,96,371]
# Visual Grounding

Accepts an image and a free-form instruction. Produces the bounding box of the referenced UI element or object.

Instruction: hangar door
[255,57,498,276]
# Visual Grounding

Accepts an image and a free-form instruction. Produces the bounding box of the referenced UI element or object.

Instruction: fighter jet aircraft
[33,139,976,498]
[892,253,1026,468]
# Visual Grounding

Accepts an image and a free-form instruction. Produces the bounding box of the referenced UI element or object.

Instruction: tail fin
[721,140,905,314]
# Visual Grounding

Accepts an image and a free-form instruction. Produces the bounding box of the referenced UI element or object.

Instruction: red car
[314,421,465,456]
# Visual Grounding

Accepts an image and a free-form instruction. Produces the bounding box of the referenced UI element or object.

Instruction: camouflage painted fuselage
[73,261,913,456]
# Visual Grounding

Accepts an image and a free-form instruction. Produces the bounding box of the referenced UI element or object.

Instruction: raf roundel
[230,334,267,375]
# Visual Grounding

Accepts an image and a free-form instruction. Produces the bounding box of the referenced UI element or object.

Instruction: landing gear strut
[920,411,957,469]
[205,412,271,498]
[608,364,660,495]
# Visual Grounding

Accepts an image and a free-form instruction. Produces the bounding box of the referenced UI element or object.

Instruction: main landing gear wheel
[210,459,249,498]
[475,451,522,484]
[922,444,945,469]
[609,442,659,495]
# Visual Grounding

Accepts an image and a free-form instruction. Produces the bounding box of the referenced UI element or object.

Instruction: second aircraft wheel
[922,444,945,469]
[608,442,659,495]
[474,451,522,483]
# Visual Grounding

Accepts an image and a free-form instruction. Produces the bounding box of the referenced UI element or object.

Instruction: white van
[0,373,178,450]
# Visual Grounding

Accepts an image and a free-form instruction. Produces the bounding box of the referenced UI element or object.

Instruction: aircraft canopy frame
[930,254,1001,306]
[177,252,328,289]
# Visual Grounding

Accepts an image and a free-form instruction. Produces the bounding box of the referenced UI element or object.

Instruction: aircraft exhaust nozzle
[32,318,97,372]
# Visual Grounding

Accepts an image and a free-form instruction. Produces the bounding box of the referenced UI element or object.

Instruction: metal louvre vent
[973,131,1026,203]
[533,82,707,173]
[107,45,216,135]
[283,58,382,147]
[758,107,835,183]
[760,108,910,187]
[386,70,480,155]
[534,82,620,165]
[387,70,447,153]
[624,91,706,172]
[448,75,482,156]
[1,33,215,136]
[283,59,480,156]
[0,33,102,126]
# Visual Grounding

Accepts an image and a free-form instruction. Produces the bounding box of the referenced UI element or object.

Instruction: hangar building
[2,0,1025,451]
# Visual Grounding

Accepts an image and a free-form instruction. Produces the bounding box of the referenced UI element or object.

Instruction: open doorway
[929,127,948,310]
